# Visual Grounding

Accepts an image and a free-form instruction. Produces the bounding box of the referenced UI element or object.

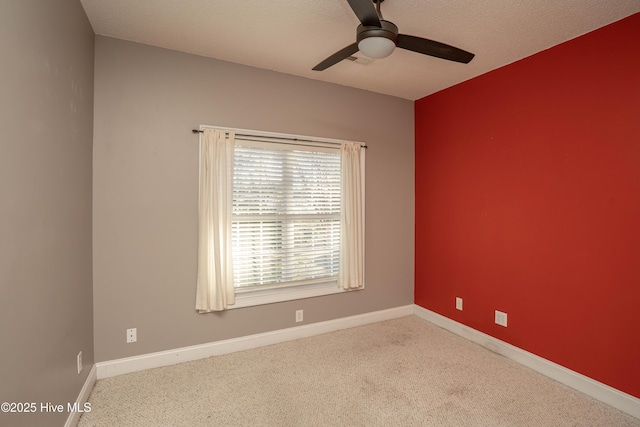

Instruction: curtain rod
[191,129,367,149]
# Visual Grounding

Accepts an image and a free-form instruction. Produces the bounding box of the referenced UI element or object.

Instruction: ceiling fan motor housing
[357,20,399,46]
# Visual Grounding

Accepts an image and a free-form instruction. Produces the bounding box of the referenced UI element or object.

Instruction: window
[195,127,365,311]
[232,142,341,291]
[233,134,364,308]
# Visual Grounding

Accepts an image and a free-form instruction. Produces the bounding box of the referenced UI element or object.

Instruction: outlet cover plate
[495,310,508,327]
[126,328,137,343]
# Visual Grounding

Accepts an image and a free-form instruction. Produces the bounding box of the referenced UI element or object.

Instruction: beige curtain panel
[338,141,365,290]
[195,129,236,312]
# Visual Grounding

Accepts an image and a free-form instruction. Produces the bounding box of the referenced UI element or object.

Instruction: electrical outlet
[126,328,137,343]
[495,310,508,327]
[77,351,82,374]
[295,310,303,323]
[456,297,463,311]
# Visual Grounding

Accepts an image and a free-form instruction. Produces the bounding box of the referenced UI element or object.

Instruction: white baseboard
[412,304,640,420]
[96,305,414,380]
[64,364,97,427]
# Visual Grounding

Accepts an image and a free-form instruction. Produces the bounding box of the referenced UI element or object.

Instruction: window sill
[228,281,362,309]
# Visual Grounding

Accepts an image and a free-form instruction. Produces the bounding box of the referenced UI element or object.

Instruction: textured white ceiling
[80,0,640,100]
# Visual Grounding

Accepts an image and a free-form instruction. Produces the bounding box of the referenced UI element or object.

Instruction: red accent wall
[415,13,640,398]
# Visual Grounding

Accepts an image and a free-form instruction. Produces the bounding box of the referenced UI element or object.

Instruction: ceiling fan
[313,0,474,71]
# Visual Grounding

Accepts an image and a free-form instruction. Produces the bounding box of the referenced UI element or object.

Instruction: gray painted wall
[0,1,94,426]
[93,36,415,362]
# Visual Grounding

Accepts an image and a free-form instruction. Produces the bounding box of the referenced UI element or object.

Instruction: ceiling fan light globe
[358,37,396,59]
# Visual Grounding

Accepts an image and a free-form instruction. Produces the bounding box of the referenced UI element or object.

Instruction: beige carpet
[79,316,639,426]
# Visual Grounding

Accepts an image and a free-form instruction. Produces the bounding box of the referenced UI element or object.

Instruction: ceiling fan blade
[397,34,474,63]
[346,0,381,27]
[312,43,359,71]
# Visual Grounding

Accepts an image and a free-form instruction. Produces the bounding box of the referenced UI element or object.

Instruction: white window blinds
[232,141,341,289]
